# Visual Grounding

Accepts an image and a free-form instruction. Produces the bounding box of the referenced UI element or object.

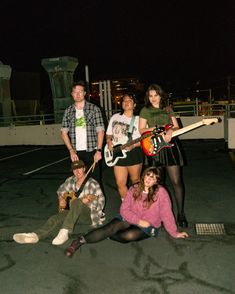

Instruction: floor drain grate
[195,223,226,235]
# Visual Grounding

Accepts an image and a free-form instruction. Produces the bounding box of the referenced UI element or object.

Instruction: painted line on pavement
[23,156,70,176]
[0,148,43,161]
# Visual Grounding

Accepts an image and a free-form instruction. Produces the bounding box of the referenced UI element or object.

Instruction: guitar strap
[127,115,136,142]
[75,174,90,198]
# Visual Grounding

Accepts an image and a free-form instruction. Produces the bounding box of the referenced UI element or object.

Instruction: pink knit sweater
[120,185,178,238]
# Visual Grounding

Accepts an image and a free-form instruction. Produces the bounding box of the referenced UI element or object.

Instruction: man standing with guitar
[13,160,105,245]
[105,93,144,200]
[139,84,188,228]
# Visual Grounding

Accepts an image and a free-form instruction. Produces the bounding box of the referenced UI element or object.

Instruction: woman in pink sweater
[65,167,188,257]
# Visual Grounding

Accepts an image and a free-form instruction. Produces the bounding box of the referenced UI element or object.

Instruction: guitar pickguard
[141,134,174,156]
[104,144,127,167]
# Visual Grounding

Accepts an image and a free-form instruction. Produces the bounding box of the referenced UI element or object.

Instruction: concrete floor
[0,139,235,294]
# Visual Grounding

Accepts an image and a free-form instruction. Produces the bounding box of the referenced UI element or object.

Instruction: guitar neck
[121,132,153,150]
[172,121,206,137]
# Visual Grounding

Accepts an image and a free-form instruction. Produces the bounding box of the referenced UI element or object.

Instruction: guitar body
[140,118,220,156]
[104,144,128,167]
[141,131,174,156]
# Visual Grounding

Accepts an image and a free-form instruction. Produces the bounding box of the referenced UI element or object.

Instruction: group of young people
[12,81,189,258]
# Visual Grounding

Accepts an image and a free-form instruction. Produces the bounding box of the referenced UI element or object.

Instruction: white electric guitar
[104,117,220,166]
[104,135,149,167]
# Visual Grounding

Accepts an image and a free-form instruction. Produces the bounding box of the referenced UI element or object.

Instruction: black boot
[177,213,188,228]
[65,238,84,257]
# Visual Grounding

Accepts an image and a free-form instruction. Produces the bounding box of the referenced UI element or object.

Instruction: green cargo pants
[35,198,91,240]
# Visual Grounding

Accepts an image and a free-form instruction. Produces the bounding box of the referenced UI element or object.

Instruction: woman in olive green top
[139,84,188,227]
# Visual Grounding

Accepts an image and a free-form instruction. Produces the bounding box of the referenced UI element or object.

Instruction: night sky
[1,0,235,90]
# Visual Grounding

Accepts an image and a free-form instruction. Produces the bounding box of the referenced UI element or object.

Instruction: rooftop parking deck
[0,139,235,294]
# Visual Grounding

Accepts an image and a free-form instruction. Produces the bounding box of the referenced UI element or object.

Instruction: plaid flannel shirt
[57,176,105,227]
[61,101,105,152]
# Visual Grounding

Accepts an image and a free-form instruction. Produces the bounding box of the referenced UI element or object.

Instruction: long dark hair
[144,84,168,109]
[133,167,161,208]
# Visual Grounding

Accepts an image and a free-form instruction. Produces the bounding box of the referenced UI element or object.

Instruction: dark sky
[1,0,235,89]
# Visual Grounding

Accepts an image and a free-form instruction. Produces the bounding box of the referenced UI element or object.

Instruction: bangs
[146,171,157,179]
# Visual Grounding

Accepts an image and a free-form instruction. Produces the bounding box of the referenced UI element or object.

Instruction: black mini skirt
[152,137,185,166]
[116,146,144,167]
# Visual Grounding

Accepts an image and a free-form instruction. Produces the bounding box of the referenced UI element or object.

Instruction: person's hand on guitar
[81,194,98,205]
[163,128,173,143]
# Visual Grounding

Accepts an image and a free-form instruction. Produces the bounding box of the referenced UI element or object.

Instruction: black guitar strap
[75,175,90,198]
[64,176,90,210]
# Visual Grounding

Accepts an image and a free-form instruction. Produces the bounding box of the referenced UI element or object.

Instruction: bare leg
[127,163,143,185]
[113,166,129,199]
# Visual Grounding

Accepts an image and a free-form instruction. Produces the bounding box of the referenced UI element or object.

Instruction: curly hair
[133,167,161,208]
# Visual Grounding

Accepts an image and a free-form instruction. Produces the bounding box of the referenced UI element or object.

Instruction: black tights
[158,165,185,215]
[83,218,149,244]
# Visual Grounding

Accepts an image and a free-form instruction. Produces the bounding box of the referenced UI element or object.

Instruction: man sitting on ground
[13,160,105,245]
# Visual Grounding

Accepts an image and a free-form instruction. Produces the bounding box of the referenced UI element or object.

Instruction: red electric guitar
[141,117,220,156]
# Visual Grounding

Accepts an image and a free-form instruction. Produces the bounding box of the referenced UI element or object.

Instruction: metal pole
[99,81,103,108]
[107,80,112,120]
[85,65,90,101]
[209,88,212,115]
[103,81,108,118]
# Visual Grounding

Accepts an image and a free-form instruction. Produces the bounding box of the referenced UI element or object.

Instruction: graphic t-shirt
[106,113,141,145]
[75,109,87,150]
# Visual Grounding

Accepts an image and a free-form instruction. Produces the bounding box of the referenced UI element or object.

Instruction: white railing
[173,103,235,117]
[0,103,235,128]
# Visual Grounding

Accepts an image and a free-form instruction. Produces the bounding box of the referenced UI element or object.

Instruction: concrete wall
[0,115,231,147]
[178,116,224,140]
[0,124,63,145]
[228,118,235,149]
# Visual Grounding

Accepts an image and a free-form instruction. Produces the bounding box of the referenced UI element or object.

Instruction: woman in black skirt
[139,84,188,227]
[106,92,144,200]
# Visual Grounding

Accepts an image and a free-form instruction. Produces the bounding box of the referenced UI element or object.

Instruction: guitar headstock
[202,117,221,125]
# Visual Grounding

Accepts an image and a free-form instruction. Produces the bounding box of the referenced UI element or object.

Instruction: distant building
[90,76,145,108]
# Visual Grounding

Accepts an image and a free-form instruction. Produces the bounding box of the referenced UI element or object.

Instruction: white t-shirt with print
[106,113,141,145]
[75,109,87,151]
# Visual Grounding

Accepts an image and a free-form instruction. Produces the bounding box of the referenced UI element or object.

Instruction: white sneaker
[13,232,39,244]
[52,229,69,245]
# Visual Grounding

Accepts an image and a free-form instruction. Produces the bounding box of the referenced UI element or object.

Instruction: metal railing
[0,114,55,127]
[0,103,235,127]
[173,103,235,117]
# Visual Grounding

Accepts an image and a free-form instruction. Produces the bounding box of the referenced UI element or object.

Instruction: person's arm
[61,130,78,161]
[93,106,105,162]
[159,187,188,238]
[120,187,141,224]
[57,177,74,210]
[139,117,155,135]
[94,129,104,162]
[106,134,113,150]
[164,116,179,143]
[91,180,105,212]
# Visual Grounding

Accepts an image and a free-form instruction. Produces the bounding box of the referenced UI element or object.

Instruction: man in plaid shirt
[61,81,105,182]
[13,160,105,245]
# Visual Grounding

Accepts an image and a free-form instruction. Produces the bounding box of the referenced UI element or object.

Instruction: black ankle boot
[65,238,83,257]
[177,213,188,228]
